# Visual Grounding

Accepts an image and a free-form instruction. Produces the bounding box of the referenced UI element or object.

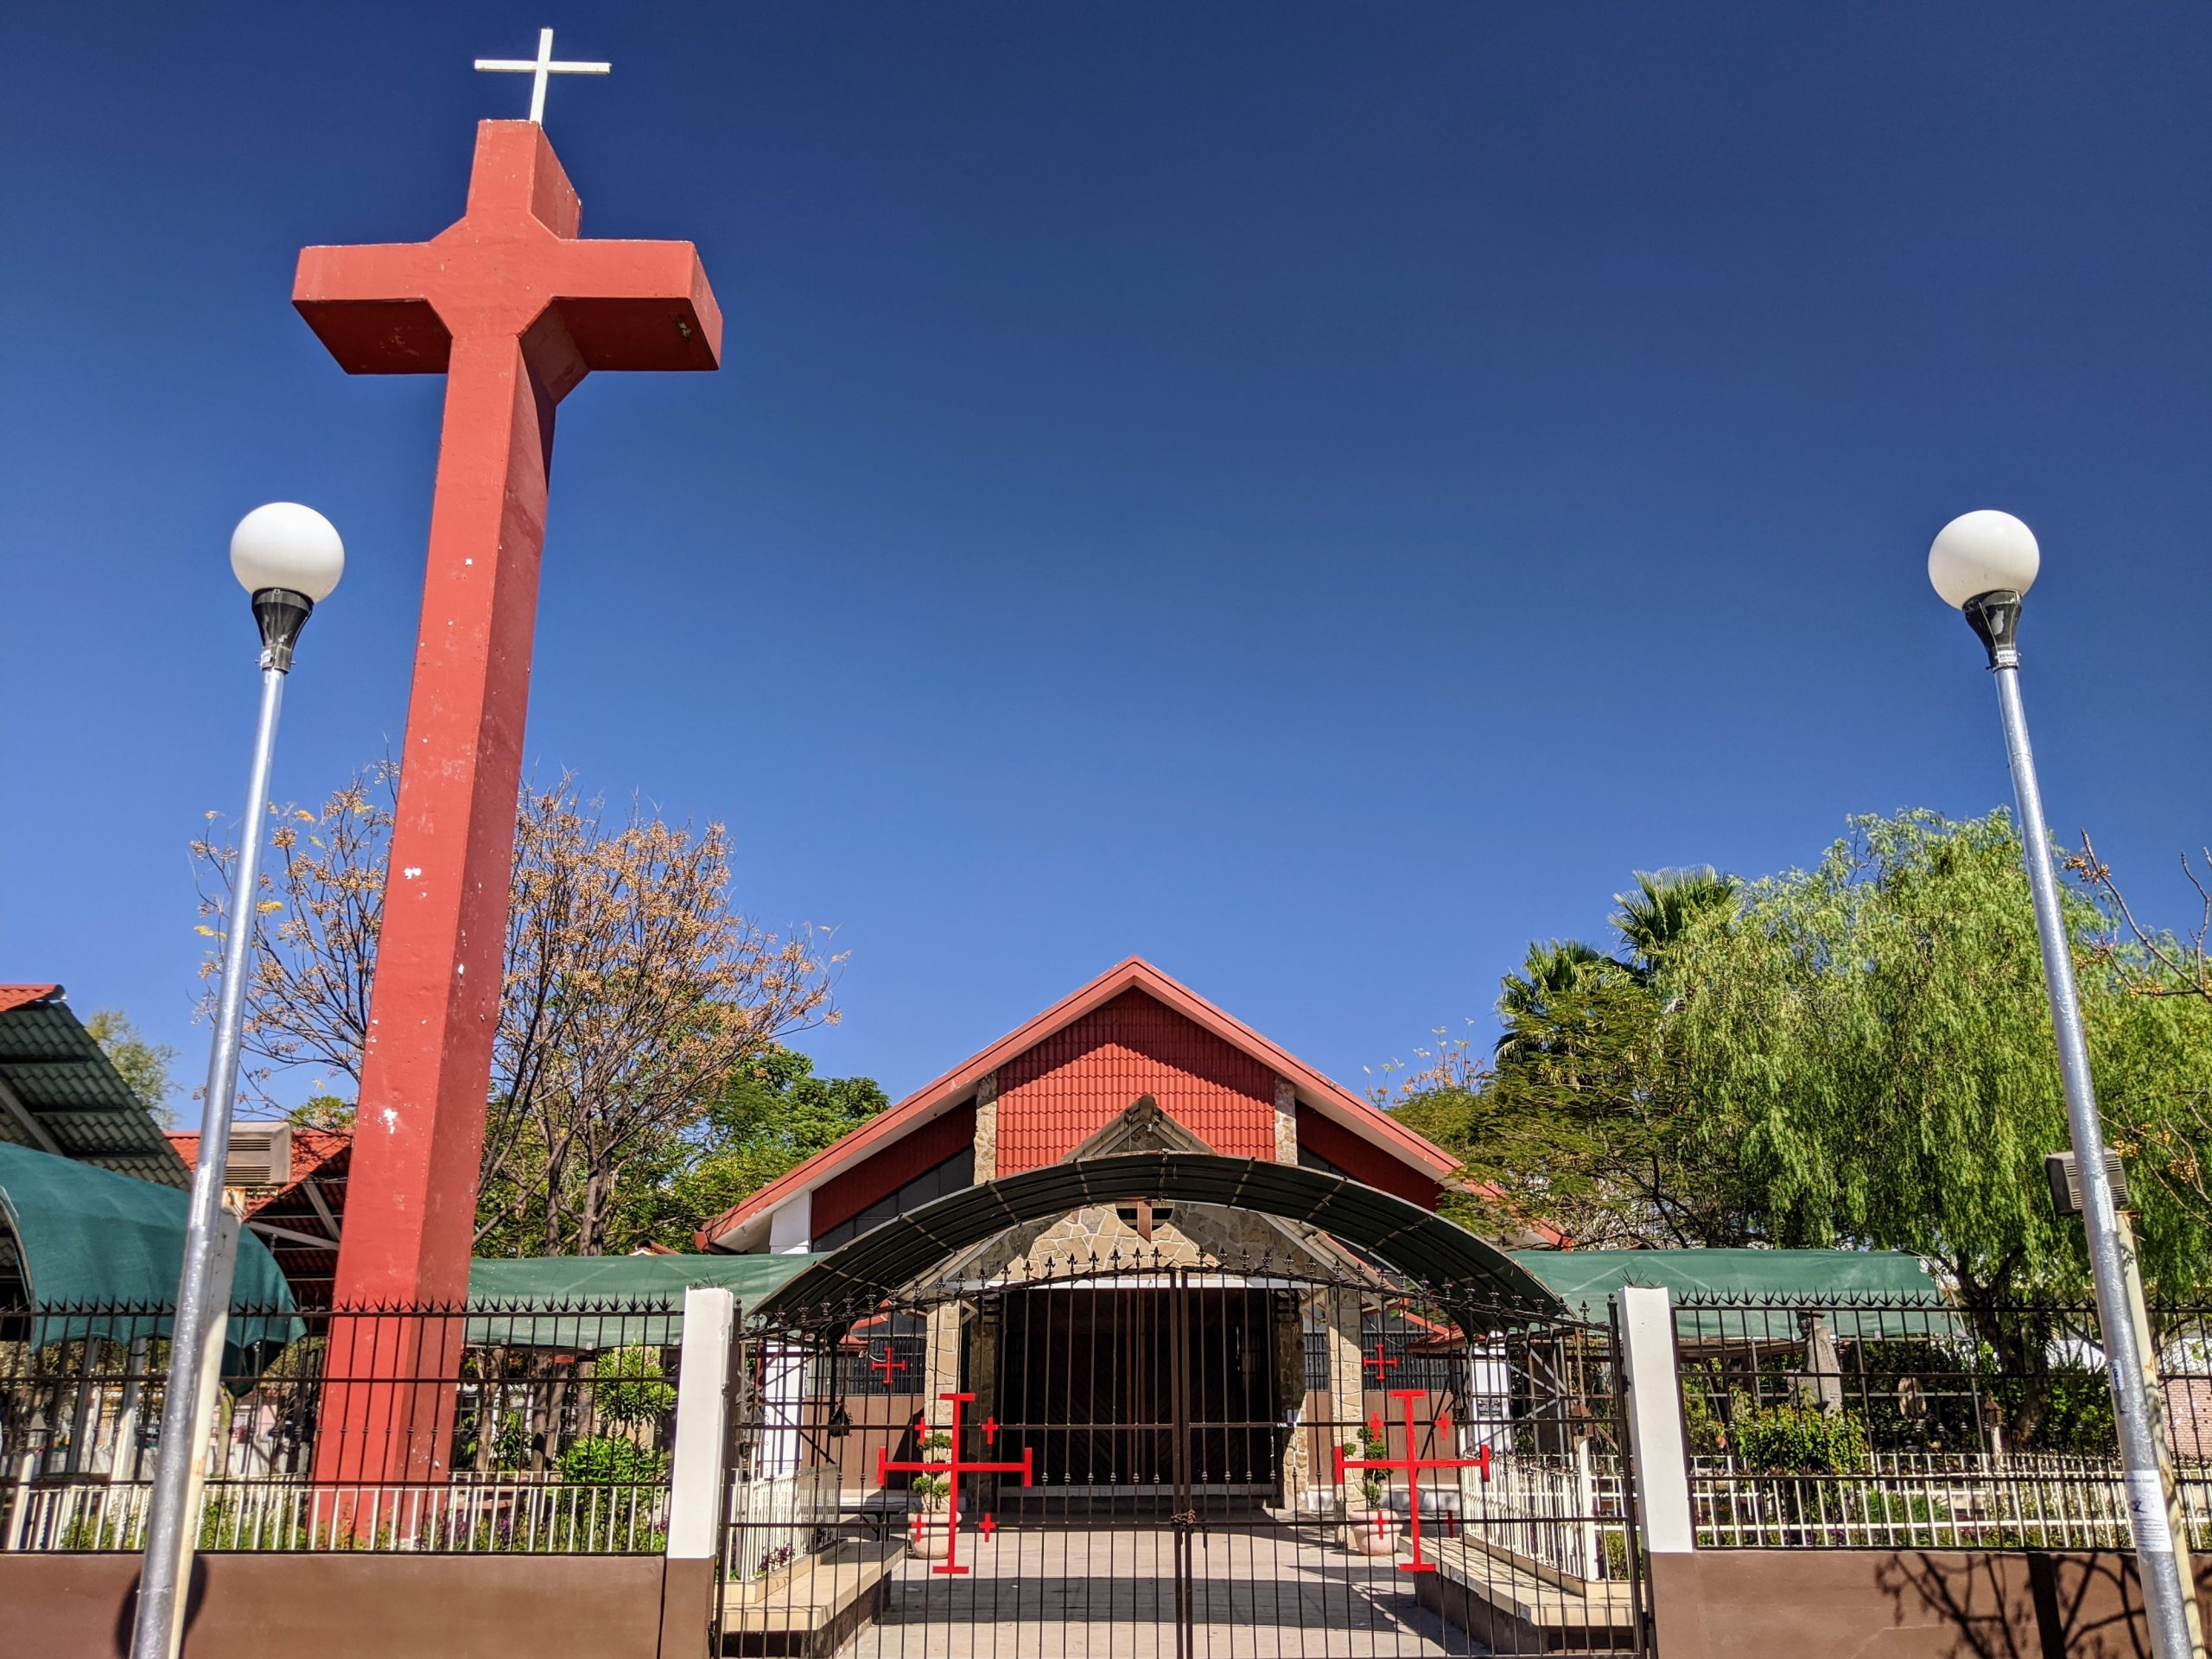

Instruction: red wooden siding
[995,989,1277,1173]
[1296,1104,1442,1210]
[811,1100,978,1239]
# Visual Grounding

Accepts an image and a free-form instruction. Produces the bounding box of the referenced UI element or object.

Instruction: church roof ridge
[696,957,1459,1250]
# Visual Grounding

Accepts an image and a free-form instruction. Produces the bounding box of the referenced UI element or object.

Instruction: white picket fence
[1457,1446,1630,1582]
[717,1470,816,1586]
[4,1471,671,1553]
[1693,1452,2212,1551]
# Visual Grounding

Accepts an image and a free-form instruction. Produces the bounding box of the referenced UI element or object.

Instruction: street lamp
[1929,510,2197,1659]
[131,504,343,1659]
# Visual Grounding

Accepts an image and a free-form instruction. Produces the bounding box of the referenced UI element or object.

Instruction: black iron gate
[718,1253,1649,1656]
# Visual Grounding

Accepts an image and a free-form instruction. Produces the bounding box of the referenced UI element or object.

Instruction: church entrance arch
[713,1158,1650,1656]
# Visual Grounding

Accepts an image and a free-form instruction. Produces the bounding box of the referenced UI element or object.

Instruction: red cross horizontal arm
[876,1391,1033,1575]
[1334,1389,1491,1573]
[296,120,718,1496]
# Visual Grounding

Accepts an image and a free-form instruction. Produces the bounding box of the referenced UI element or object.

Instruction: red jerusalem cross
[1363,1343,1402,1385]
[869,1344,908,1386]
[877,1391,1033,1575]
[1334,1389,1492,1573]
[295,119,718,1490]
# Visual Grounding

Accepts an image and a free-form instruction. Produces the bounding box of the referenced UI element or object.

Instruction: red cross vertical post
[291,118,720,1497]
[876,1390,1033,1575]
[1334,1389,1492,1572]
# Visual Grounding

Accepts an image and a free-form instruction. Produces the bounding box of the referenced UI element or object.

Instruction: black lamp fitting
[1961,589,2023,670]
[251,588,316,673]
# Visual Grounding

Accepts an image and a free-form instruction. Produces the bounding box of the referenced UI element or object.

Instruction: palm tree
[1611,867,1738,980]
[1494,939,1615,1061]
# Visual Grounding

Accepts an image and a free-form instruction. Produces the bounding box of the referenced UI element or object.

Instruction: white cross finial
[474,29,611,126]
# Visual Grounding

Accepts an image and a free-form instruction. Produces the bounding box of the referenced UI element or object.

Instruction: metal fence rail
[1673,1294,2212,1552]
[1,1299,681,1553]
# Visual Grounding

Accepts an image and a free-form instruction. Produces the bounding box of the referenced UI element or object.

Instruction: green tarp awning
[463,1252,824,1348]
[0,1140,298,1355]
[1510,1247,1951,1339]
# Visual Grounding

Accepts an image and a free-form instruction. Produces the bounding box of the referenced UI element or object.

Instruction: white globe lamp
[231,501,346,601]
[1928,509,2038,610]
[229,503,344,672]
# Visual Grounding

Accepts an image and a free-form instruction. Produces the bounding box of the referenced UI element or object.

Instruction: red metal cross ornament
[1362,1344,1402,1385]
[876,1390,1032,1574]
[868,1344,908,1386]
[1333,1389,1492,1573]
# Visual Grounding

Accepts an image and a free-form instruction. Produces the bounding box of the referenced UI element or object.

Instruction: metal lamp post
[131,504,345,1659]
[1928,509,2198,1659]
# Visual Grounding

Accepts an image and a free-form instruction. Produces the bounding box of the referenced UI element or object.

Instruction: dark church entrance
[993,1282,1281,1495]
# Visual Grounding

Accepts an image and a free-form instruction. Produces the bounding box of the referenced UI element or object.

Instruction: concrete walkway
[842,1522,1484,1659]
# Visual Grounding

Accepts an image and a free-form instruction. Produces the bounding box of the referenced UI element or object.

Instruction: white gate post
[1618,1286,1694,1554]
[667,1286,737,1562]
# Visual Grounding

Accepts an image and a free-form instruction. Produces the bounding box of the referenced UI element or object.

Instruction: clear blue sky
[5,4,2209,1122]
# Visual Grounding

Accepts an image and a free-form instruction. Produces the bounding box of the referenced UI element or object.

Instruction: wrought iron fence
[0,1299,683,1553]
[1673,1294,2212,1551]
[715,1250,1653,1658]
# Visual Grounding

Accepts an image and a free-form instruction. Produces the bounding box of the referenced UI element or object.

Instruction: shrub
[593,1347,677,1430]
[556,1433,671,1487]
[1729,1397,1869,1475]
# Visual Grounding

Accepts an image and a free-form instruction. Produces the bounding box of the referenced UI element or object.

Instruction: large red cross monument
[294,111,719,1486]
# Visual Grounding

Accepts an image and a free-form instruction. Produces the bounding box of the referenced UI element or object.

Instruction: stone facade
[972,1071,999,1184]
[1272,1077,1298,1165]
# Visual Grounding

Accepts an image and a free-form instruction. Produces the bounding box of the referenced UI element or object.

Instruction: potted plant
[1344,1431,1400,1556]
[908,1431,955,1558]
[908,1474,952,1557]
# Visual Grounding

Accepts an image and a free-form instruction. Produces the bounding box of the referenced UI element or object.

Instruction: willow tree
[1664,809,2211,1305]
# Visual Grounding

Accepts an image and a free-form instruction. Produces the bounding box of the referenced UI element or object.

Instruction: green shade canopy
[750,1153,1566,1325]
[0,1140,298,1356]
[1511,1247,1950,1338]
[464,1252,823,1348]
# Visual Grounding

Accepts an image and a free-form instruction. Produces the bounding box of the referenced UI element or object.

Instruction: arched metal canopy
[750,1152,1565,1323]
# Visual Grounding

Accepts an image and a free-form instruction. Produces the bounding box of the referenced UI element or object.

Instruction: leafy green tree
[1668,809,2210,1305]
[474,1047,887,1255]
[85,1008,178,1126]
[1391,811,2212,1301]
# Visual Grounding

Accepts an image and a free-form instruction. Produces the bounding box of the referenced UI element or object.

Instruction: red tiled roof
[168,1127,352,1306]
[996,988,1276,1172]
[699,957,1463,1249]
[0,985,63,1012]
[168,1127,353,1195]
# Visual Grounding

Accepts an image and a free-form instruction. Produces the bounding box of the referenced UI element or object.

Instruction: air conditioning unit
[223,1122,293,1190]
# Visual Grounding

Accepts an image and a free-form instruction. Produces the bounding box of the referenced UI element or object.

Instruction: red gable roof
[0,985,63,1012]
[699,957,1460,1249]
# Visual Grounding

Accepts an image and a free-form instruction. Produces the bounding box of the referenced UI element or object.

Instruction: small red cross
[1363,1344,1401,1384]
[877,1391,1033,1575]
[868,1344,907,1385]
[1335,1390,1492,1573]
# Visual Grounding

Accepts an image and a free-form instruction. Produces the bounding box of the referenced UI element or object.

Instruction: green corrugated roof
[1511,1247,1946,1326]
[0,996,189,1187]
[0,1141,298,1356]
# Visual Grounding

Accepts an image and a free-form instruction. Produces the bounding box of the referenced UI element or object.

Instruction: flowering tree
[194,764,838,1253]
